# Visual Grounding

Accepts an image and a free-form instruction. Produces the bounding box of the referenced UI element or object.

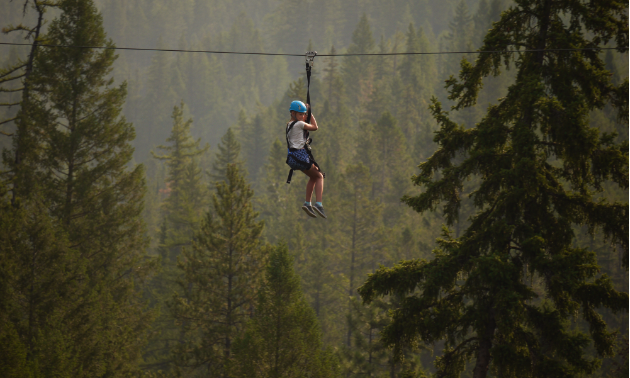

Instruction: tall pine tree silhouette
[13,0,151,375]
[171,164,269,377]
[232,243,339,378]
[360,1,628,377]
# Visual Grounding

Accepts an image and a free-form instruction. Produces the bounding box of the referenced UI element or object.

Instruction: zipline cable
[0,41,624,56]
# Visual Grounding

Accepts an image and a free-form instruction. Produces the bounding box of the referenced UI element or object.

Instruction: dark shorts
[286,149,312,171]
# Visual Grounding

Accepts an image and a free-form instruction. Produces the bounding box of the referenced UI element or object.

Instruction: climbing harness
[286,51,325,184]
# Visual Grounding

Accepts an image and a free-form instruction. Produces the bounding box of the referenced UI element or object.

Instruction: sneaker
[302,204,317,218]
[313,203,327,219]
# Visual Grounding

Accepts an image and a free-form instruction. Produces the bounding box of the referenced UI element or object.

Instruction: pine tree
[342,13,376,110]
[3,1,152,375]
[319,45,353,166]
[329,163,385,348]
[265,0,312,60]
[0,193,79,377]
[257,138,300,243]
[359,111,412,222]
[171,163,269,377]
[395,24,435,144]
[137,36,177,159]
[231,243,340,378]
[0,0,56,205]
[343,297,391,377]
[152,102,209,256]
[360,1,629,377]
[144,102,209,373]
[441,0,474,79]
[472,0,491,48]
[239,106,273,183]
[210,127,245,184]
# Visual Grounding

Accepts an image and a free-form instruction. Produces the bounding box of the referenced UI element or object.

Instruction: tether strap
[306,63,312,124]
[286,120,298,184]
[286,120,298,151]
[286,169,294,184]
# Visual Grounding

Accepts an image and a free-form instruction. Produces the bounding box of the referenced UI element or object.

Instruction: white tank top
[286,121,307,149]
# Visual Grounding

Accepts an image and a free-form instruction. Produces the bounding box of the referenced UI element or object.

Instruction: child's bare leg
[306,177,316,202]
[303,165,324,202]
[314,172,324,202]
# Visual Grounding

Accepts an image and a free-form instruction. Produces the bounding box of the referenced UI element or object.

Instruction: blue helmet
[289,100,307,113]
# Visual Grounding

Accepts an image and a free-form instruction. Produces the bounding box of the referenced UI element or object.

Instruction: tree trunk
[472,309,496,378]
[12,1,46,207]
[347,188,358,347]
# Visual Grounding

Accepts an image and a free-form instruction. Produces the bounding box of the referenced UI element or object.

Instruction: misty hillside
[1,1,627,377]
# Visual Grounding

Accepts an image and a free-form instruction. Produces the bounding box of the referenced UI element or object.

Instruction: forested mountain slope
[1,0,627,377]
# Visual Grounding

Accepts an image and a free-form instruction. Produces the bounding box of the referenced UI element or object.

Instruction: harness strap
[286,120,298,184]
[286,120,298,151]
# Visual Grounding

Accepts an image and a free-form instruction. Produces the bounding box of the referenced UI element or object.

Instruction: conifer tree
[0,193,79,377]
[342,13,376,109]
[441,0,474,79]
[329,163,385,348]
[137,37,177,159]
[231,243,340,378]
[171,163,269,377]
[8,0,152,375]
[239,106,273,183]
[143,102,209,372]
[323,46,342,107]
[360,1,629,377]
[395,24,435,145]
[472,0,491,48]
[343,297,391,377]
[1,0,56,205]
[258,138,300,243]
[152,102,209,256]
[358,111,412,221]
[265,0,312,60]
[210,127,245,184]
[320,45,353,165]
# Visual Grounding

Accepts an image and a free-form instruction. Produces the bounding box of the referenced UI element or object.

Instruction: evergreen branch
[0,87,25,93]
[0,63,27,79]
[2,24,36,34]
[441,337,480,361]
[0,117,18,126]
[0,74,26,84]
[0,130,14,136]
[38,1,61,7]
[0,102,21,107]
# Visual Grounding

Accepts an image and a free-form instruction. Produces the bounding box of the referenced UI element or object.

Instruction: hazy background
[1,0,627,376]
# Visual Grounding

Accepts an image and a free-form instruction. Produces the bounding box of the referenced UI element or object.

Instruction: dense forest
[1,0,628,377]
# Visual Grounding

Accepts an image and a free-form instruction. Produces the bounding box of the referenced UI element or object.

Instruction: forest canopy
[1,0,627,377]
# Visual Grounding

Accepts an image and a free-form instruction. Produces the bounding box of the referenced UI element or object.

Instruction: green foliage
[360,1,629,377]
[210,127,245,184]
[359,111,412,216]
[170,163,269,376]
[152,102,209,253]
[2,1,627,377]
[232,243,340,377]
[1,1,153,376]
[342,13,376,109]
[143,102,209,373]
[0,195,78,378]
[0,0,56,204]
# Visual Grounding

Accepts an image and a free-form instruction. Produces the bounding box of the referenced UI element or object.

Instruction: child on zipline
[285,100,326,219]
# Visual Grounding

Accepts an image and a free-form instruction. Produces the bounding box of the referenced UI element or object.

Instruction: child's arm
[303,113,318,131]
